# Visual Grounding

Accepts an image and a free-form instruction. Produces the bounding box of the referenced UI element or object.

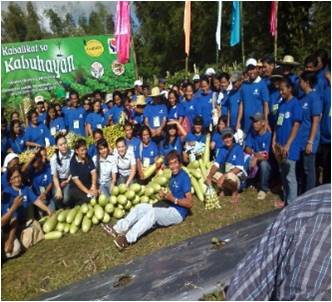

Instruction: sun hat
[34,95,44,104]
[256,60,263,67]
[149,87,162,97]
[277,55,300,66]
[135,95,146,106]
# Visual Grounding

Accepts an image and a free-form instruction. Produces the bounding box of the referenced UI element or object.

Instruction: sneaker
[257,190,267,200]
[101,223,119,238]
[113,235,129,251]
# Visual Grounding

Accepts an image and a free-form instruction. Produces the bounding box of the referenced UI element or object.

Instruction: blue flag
[230,1,240,46]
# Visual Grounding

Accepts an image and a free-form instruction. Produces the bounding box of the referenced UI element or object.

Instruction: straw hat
[149,87,162,97]
[135,95,146,106]
[277,55,300,66]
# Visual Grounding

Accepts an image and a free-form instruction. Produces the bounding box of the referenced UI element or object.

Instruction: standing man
[261,55,275,91]
[64,91,86,136]
[236,58,270,134]
[34,96,47,125]
[226,71,243,129]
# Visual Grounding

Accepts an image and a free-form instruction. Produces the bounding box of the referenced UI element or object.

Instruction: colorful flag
[230,1,240,46]
[115,1,131,64]
[183,1,191,56]
[216,1,223,51]
[270,1,278,36]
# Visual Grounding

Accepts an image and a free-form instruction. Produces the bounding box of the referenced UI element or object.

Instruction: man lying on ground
[102,151,192,251]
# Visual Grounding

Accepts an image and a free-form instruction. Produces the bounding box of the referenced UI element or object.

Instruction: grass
[1,188,277,300]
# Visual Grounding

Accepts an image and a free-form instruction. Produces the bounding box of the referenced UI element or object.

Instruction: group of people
[1,48,330,255]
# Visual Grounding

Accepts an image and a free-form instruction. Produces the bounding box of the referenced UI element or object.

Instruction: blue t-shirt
[37,112,47,125]
[8,133,26,154]
[88,144,97,158]
[85,112,106,131]
[24,123,50,147]
[143,104,168,129]
[193,91,214,128]
[269,89,283,129]
[132,112,144,125]
[240,78,269,133]
[159,136,183,157]
[315,68,329,99]
[298,90,323,153]
[65,106,86,136]
[320,85,331,144]
[138,141,159,166]
[169,168,191,218]
[212,131,224,150]
[226,89,241,129]
[168,104,185,120]
[126,136,141,159]
[245,130,272,153]
[2,185,37,221]
[215,143,245,170]
[181,98,198,125]
[275,97,303,161]
[48,117,66,144]
[185,132,206,143]
[30,164,52,197]
[106,105,124,124]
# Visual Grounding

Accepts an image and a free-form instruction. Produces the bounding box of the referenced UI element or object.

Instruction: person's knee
[259,160,271,171]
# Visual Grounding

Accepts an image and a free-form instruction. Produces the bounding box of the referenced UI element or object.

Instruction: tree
[44,9,64,36]
[1,2,28,42]
[26,2,43,41]
[63,13,76,36]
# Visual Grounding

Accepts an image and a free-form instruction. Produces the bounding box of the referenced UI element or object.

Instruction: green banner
[1,34,136,108]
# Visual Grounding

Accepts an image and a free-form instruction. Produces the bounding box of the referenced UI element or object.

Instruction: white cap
[245,58,257,67]
[3,153,19,171]
[105,93,113,103]
[134,80,143,86]
[34,95,44,104]
[192,74,200,81]
[205,68,216,76]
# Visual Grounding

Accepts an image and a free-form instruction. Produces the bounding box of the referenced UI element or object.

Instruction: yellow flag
[183,1,191,56]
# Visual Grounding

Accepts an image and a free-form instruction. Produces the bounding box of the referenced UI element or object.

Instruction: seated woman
[159,120,187,158]
[114,137,136,186]
[7,120,26,154]
[102,151,192,251]
[45,105,67,145]
[92,139,117,196]
[24,110,51,148]
[206,128,246,204]
[2,167,52,223]
[50,134,74,208]
[137,126,161,181]
[69,139,98,205]
[210,115,227,158]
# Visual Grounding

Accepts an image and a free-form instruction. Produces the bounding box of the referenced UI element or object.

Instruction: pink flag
[183,1,191,56]
[115,1,131,64]
[269,1,278,37]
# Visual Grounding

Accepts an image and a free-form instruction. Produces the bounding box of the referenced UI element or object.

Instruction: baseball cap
[193,116,203,125]
[230,71,242,83]
[192,74,200,81]
[250,112,265,122]
[205,67,216,76]
[105,93,113,103]
[221,127,234,139]
[245,58,257,68]
[34,95,44,104]
[3,153,19,171]
[134,80,143,87]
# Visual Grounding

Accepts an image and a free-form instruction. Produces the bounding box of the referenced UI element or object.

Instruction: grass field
[1,188,277,300]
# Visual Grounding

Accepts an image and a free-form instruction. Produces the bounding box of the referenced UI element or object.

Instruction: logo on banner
[108,38,117,54]
[84,40,104,57]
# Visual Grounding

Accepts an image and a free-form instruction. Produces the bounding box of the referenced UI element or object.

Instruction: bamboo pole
[240,1,245,66]
[274,1,279,62]
[185,56,189,75]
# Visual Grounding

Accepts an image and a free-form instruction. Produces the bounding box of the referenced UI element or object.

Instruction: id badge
[143,157,150,168]
[153,116,160,128]
[277,113,284,126]
[50,127,56,136]
[96,124,102,129]
[73,120,80,129]
[272,104,279,114]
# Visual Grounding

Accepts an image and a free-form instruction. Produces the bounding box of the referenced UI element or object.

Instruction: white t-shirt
[114,149,136,177]
[50,150,74,179]
[92,154,118,185]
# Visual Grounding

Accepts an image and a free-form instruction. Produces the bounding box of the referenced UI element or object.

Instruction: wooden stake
[185,56,189,75]
[240,1,245,66]
[274,1,279,62]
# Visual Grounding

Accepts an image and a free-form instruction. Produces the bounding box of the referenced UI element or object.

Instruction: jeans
[259,160,271,192]
[52,183,71,208]
[321,144,331,184]
[100,183,111,196]
[300,152,316,193]
[279,159,297,204]
[114,204,183,244]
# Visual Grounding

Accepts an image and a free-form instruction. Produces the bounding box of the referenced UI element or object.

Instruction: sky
[1,1,139,32]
